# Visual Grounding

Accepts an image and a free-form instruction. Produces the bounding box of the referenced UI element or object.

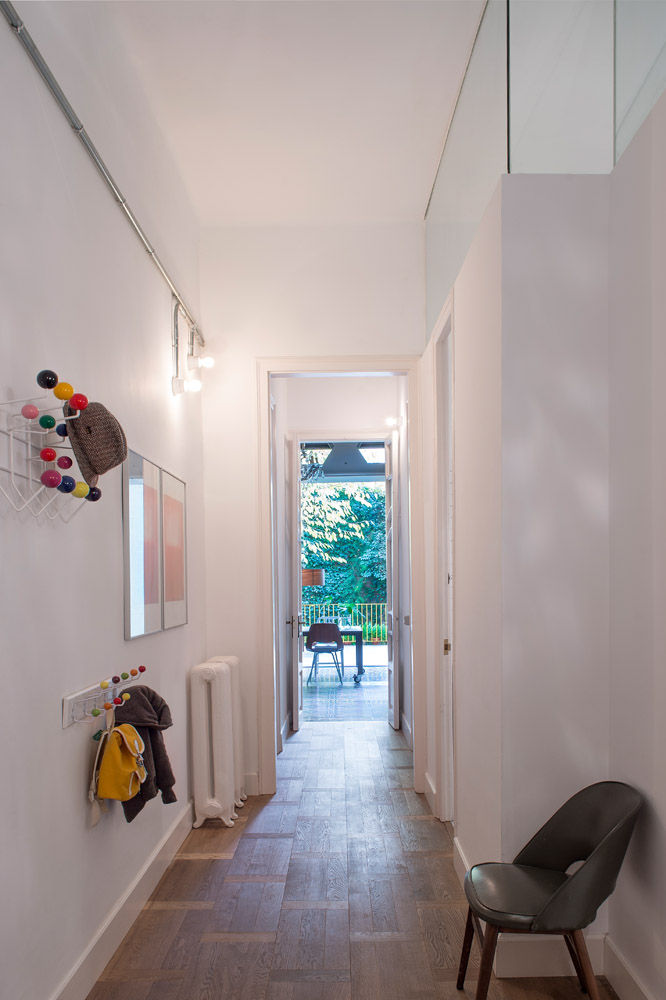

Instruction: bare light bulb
[184,378,203,393]
[187,354,215,370]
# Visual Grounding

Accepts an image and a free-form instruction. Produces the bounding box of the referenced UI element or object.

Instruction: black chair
[306,622,344,685]
[457,781,643,1000]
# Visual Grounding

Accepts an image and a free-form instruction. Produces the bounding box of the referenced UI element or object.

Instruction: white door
[286,438,303,731]
[435,324,454,819]
[385,432,400,729]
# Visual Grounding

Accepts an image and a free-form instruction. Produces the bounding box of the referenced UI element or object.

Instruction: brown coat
[114,685,177,822]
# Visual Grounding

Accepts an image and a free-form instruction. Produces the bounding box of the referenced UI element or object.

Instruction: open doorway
[298,441,389,722]
[257,358,425,798]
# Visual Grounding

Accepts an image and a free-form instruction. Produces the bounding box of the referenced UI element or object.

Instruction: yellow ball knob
[100,680,109,689]
[122,693,131,702]
[73,481,89,498]
[53,382,74,400]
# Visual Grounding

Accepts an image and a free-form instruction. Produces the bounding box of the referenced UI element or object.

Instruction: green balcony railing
[302,603,387,644]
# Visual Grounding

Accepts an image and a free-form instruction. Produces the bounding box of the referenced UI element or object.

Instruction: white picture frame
[161,469,188,630]
[122,450,163,639]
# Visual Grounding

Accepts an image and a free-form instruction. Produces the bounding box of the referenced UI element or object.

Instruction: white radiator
[208,655,247,808]
[189,657,247,829]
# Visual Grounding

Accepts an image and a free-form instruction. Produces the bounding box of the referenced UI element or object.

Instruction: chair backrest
[306,622,343,650]
[514,781,643,932]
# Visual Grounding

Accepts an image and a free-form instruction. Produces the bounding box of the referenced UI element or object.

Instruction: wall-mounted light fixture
[172,298,213,395]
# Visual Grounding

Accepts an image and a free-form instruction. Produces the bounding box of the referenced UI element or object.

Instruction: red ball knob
[69,393,89,411]
[112,675,121,684]
[41,470,61,488]
[138,665,146,673]
[40,448,56,462]
[113,697,122,706]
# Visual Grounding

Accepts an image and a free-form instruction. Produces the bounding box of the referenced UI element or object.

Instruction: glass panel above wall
[425,0,508,338]
[509,0,614,174]
[616,0,666,160]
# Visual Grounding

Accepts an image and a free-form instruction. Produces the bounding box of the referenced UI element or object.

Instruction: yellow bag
[97,723,147,801]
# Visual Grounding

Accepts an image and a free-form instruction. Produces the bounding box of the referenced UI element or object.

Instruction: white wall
[0,8,206,1000]
[606,88,666,1000]
[200,224,425,789]
[501,174,611,861]
[281,375,402,433]
[449,174,612,961]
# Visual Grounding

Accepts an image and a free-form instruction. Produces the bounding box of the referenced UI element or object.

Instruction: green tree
[301,482,386,607]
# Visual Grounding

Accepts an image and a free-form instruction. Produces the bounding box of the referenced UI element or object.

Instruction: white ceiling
[103,1,483,227]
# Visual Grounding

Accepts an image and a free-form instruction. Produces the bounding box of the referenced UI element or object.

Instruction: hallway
[87,723,618,1000]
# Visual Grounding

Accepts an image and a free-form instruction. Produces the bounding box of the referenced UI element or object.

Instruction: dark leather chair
[305,622,344,685]
[457,781,643,1000]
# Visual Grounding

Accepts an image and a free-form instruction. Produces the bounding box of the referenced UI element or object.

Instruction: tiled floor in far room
[87,722,619,1000]
[302,643,388,721]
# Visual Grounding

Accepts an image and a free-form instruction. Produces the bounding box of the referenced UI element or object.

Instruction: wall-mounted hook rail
[62,665,147,728]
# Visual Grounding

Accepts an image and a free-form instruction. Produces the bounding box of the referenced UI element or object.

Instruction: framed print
[122,450,162,639]
[161,469,187,629]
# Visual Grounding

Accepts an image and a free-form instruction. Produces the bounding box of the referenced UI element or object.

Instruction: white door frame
[256,356,424,795]
[430,297,456,821]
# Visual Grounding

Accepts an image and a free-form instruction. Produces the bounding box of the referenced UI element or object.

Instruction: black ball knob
[36,369,58,389]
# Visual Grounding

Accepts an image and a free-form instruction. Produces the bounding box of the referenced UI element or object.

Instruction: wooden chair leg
[571,930,602,1000]
[456,907,475,989]
[475,923,499,1000]
[564,932,588,994]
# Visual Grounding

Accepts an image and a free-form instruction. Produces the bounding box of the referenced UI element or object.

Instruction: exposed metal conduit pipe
[0,0,205,347]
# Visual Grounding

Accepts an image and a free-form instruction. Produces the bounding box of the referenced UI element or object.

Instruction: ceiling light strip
[0,0,205,347]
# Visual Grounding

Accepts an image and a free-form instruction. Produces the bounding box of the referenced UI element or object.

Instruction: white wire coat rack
[0,370,98,521]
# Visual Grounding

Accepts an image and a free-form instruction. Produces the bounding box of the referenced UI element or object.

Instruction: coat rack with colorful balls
[0,368,128,519]
[26,369,97,499]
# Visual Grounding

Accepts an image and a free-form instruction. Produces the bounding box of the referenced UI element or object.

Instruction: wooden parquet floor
[87,722,619,1000]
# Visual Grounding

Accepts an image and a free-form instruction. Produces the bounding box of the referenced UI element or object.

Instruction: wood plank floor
[87,722,619,1000]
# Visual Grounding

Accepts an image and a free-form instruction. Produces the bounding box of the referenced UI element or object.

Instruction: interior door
[385,432,400,729]
[435,324,454,819]
[286,438,303,731]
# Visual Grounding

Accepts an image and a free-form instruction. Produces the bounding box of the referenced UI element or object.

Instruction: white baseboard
[245,772,259,796]
[453,835,469,887]
[424,770,437,816]
[401,711,412,748]
[605,936,657,1000]
[495,932,604,979]
[54,802,193,1000]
